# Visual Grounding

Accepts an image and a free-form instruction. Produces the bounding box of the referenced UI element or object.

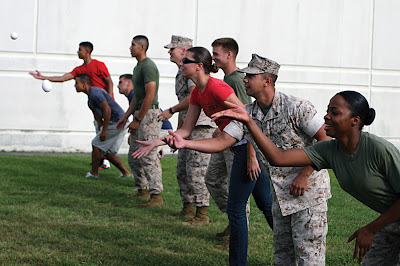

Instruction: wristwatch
[134,116,142,123]
[169,107,175,114]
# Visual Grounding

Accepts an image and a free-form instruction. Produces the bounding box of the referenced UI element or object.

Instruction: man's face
[77,45,89,59]
[118,77,131,95]
[212,45,229,69]
[168,47,185,64]
[74,78,85,93]
[130,40,141,57]
[243,73,265,97]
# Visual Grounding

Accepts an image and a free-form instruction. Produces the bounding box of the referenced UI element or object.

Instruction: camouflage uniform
[362,219,400,265]
[225,90,331,265]
[129,109,163,194]
[204,148,235,212]
[175,68,216,206]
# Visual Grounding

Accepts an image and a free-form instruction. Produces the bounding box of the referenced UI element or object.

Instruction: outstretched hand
[211,101,251,123]
[29,70,44,80]
[347,226,375,263]
[162,130,187,150]
[131,140,157,159]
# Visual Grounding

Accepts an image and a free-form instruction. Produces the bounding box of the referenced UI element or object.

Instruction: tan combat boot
[216,224,230,238]
[138,194,163,208]
[182,206,209,226]
[124,189,150,199]
[175,202,196,218]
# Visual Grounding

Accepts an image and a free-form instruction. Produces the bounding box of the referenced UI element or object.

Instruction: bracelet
[169,107,175,114]
[134,116,142,123]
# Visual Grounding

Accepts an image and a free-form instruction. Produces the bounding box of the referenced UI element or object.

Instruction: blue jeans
[227,144,273,266]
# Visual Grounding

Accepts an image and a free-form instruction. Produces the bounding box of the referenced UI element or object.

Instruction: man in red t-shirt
[29,41,114,97]
[29,42,114,169]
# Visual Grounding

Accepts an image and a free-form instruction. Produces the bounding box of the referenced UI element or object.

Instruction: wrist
[169,107,175,115]
[134,116,142,123]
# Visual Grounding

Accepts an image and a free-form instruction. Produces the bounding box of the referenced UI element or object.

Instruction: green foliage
[0,155,377,265]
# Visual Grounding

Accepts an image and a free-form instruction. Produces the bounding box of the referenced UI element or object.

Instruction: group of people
[30,35,400,266]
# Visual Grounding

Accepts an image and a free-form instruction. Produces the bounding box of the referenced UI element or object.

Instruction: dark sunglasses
[182,57,200,64]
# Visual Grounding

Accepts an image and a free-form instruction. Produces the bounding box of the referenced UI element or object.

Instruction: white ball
[42,80,52,92]
[10,32,18,40]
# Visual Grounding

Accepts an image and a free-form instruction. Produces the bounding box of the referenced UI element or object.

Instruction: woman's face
[324,94,356,138]
[181,51,200,79]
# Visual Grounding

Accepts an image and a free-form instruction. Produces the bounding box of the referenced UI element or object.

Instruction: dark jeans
[227,144,273,266]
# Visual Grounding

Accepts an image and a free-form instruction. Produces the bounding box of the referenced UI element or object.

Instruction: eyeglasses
[182,57,200,64]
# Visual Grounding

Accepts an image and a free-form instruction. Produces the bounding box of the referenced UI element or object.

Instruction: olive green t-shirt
[224,70,251,104]
[304,132,400,213]
[132,57,159,110]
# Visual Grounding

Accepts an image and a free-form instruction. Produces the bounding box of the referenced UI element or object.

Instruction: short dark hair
[336,91,376,129]
[119,74,133,80]
[262,73,278,86]
[79,42,93,53]
[76,73,91,85]
[133,35,149,51]
[211,38,239,58]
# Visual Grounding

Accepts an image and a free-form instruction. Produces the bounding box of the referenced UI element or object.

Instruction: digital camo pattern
[164,35,193,49]
[238,53,280,75]
[272,192,328,266]
[362,219,400,265]
[128,109,163,194]
[176,126,214,206]
[175,68,216,127]
[243,91,331,216]
[204,148,234,212]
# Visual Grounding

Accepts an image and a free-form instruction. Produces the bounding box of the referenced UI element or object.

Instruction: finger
[347,232,357,243]
[358,247,366,264]
[248,172,254,181]
[353,243,359,261]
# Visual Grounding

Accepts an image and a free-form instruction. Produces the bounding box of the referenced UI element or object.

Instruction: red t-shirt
[190,77,234,130]
[70,59,112,95]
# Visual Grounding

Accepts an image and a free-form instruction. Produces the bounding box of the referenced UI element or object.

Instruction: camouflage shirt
[175,68,216,127]
[224,90,331,216]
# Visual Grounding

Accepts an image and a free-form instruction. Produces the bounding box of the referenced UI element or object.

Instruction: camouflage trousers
[362,219,400,265]
[272,192,328,266]
[176,126,214,207]
[128,109,163,195]
[205,148,234,212]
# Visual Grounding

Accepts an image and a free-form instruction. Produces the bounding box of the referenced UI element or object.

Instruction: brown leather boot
[124,189,150,199]
[216,224,230,238]
[175,202,196,218]
[182,206,209,226]
[138,194,163,208]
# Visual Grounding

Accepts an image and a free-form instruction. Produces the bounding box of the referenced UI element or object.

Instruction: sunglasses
[182,57,200,64]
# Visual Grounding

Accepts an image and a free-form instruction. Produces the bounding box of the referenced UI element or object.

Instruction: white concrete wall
[1,0,399,153]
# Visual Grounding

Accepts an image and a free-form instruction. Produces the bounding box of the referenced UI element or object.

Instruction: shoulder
[364,132,399,154]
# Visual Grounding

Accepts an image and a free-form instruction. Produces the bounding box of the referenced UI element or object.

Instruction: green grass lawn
[0,154,378,265]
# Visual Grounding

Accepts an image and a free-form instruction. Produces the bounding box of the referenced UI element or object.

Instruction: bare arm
[104,76,114,96]
[117,96,136,130]
[247,142,261,181]
[290,126,332,196]
[211,101,313,167]
[99,101,111,141]
[173,104,201,139]
[29,70,74,82]
[347,199,400,263]
[165,130,236,153]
